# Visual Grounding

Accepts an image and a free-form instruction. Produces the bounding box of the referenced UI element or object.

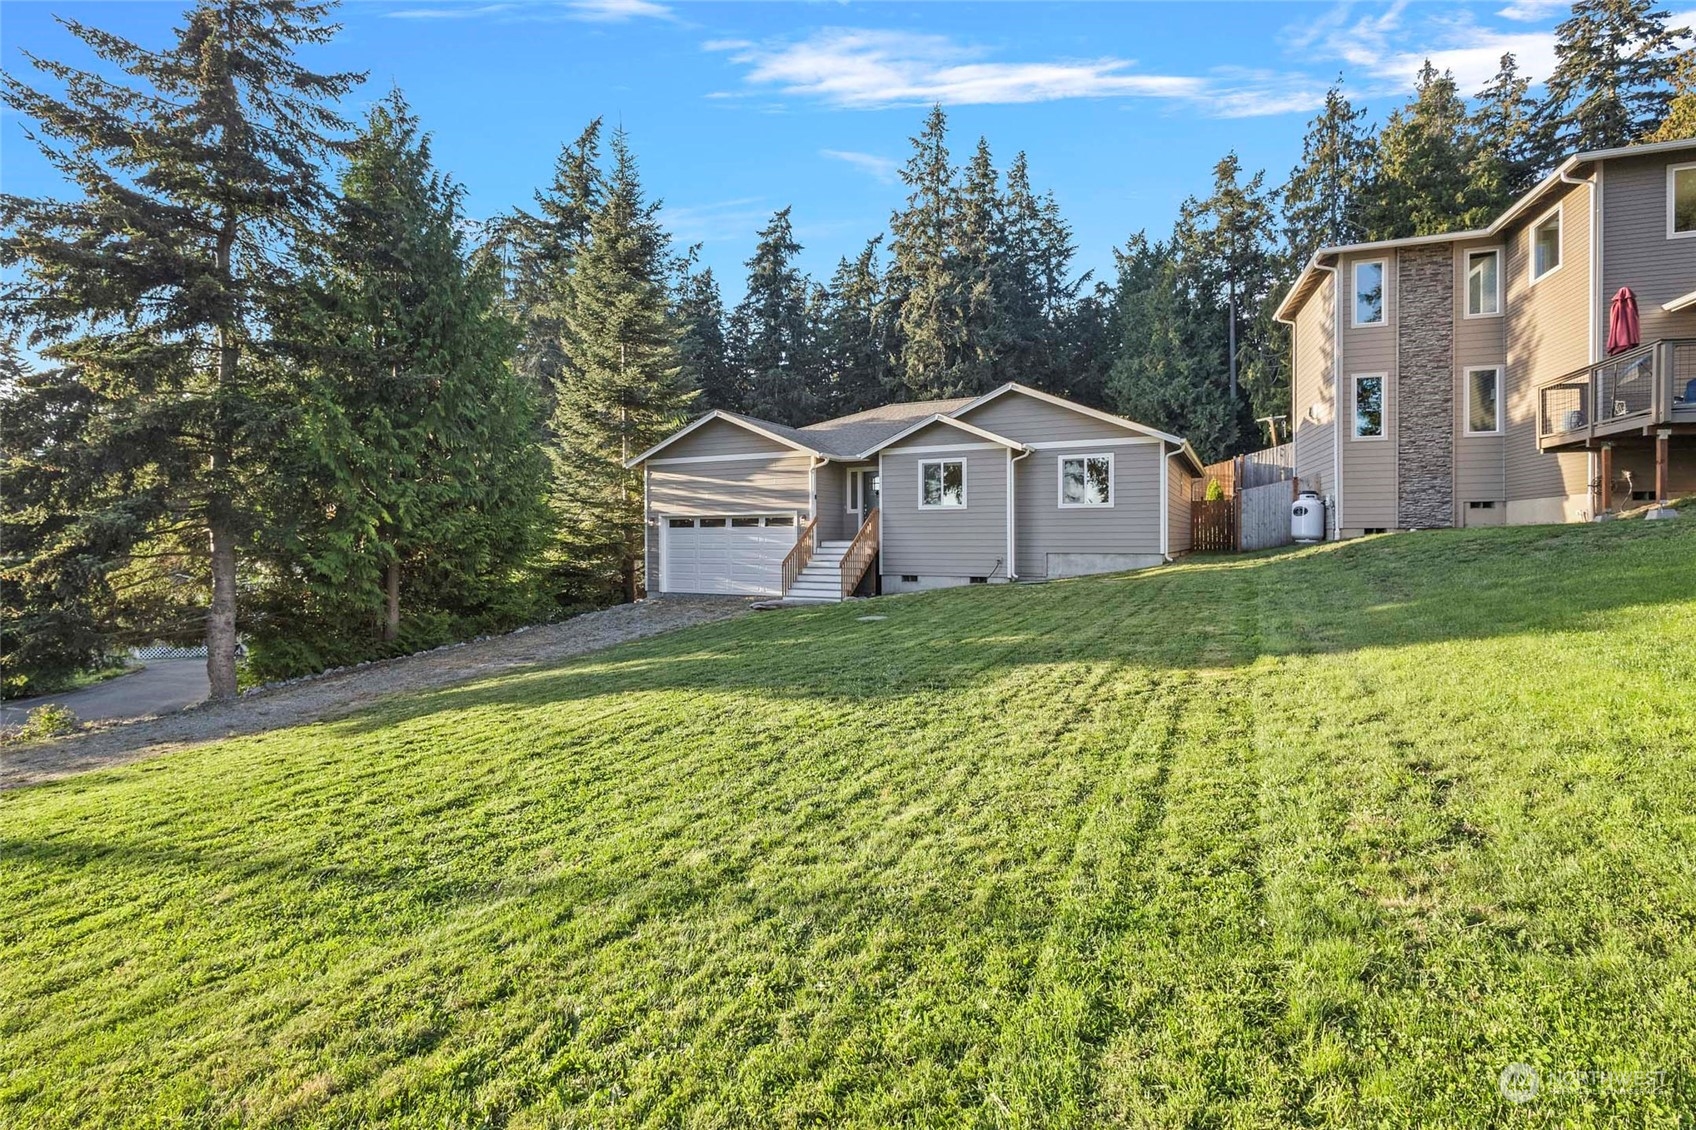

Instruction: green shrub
[1205,479,1226,501]
[13,703,78,742]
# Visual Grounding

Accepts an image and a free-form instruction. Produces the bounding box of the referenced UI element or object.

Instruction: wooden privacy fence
[1190,444,1297,552]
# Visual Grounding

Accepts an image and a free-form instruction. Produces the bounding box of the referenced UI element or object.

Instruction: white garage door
[662,515,797,595]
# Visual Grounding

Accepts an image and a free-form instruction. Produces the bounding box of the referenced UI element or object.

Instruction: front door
[848,469,880,530]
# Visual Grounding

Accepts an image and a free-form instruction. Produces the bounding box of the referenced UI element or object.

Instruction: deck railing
[839,509,879,600]
[781,516,818,595]
[1538,339,1696,446]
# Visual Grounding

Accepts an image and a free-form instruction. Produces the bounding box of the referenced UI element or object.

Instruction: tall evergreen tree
[500,120,605,400]
[0,344,110,697]
[820,238,894,416]
[1469,53,1541,213]
[1001,151,1081,392]
[260,91,546,669]
[1106,235,1239,462]
[674,258,734,411]
[548,129,694,603]
[1282,80,1373,261]
[1646,51,1696,141]
[0,0,362,699]
[1180,154,1282,427]
[955,137,1008,393]
[728,207,822,425]
[888,105,968,399]
[1363,61,1480,239]
[1537,0,1691,152]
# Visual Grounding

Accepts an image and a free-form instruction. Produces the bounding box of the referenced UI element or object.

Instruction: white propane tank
[1292,490,1325,542]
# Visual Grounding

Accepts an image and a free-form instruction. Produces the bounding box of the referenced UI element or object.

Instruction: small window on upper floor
[1532,208,1562,281]
[1465,249,1500,317]
[1352,260,1385,326]
[1671,163,1696,238]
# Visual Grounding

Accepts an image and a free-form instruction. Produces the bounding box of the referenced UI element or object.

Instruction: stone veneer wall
[1396,245,1455,528]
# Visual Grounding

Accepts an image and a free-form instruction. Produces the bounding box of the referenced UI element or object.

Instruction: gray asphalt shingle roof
[794,398,975,458]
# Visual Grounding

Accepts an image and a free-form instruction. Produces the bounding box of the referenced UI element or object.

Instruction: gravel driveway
[1,597,749,790]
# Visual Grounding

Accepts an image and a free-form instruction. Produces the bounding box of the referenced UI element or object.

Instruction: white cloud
[821,149,899,183]
[384,0,672,21]
[664,196,775,244]
[709,28,1326,118]
[1496,0,1566,23]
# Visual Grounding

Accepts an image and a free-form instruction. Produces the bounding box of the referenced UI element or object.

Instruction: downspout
[1315,259,1342,539]
[1008,447,1032,579]
[1163,448,1183,561]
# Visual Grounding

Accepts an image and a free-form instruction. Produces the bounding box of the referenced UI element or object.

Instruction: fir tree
[549,129,694,603]
[1470,54,1542,214]
[0,0,362,699]
[955,137,1008,393]
[888,105,967,398]
[1001,151,1081,392]
[1646,51,1696,141]
[820,238,894,416]
[1537,0,1691,152]
[1106,235,1239,462]
[674,258,734,411]
[1283,79,1373,261]
[261,90,546,667]
[1363,62,1480,239]
[728,207,822,425]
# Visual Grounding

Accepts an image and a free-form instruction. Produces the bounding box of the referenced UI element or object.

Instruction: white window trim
[1462,247,1503,319]
[917,458,967,509]
[1669,162,1696,240]
[1351,259,1388,328]
[1529,203,1564,285]
[1057,452,1115,509]
[1462,364,1505,436]
[1351,373,1388,441]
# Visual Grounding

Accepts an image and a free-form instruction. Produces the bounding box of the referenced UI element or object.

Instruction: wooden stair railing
[839,508,879,599]
[781,516,819,595]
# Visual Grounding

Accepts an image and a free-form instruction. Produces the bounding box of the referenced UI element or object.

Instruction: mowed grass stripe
[4,518,1696,1126]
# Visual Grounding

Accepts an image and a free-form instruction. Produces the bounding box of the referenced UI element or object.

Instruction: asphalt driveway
[1,660,210,729]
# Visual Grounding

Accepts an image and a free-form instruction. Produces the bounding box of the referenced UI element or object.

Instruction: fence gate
[1191,498,1237,552]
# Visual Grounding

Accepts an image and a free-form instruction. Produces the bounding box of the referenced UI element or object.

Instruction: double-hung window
[1058,453,1113,507]
[1671,163,1696,238]
[1464,366,1503,434]
[1353,374,1385,439]
[1352,260,1386,326]
[1531,207,1562,281]
[919,459,966,508]
[1465,249,1500,317]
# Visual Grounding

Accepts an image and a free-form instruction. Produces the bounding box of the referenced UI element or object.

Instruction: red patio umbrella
[1606,287,1640,355]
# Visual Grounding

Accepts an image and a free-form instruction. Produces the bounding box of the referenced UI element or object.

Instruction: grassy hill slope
[4,520,1695,1127]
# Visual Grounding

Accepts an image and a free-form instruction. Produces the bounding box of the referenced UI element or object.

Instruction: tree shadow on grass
[313,519,1696,739]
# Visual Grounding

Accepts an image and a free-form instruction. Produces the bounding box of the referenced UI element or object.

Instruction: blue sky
[4,0,1693,294]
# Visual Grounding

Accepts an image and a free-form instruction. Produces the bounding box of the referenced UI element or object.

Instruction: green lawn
[5,521,1695,1128]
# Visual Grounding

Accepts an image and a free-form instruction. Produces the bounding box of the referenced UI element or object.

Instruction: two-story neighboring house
[1275,138,1696,538]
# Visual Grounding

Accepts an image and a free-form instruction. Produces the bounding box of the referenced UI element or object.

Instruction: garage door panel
[662,516,794,595]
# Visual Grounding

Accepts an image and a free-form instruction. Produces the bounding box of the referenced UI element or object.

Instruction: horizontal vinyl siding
[1167,461,1194,554]
[1602,149,1696,344]
[957,391,1142,443]
[1504,179,1592,507]
[660,416,798,460]
[1292,273,1336,496]
[1014,442,1165,578]
[1454,239,1508,504]
[815,463,848,541]
[879,446,1009,578]
[647,456,812,516]
[1339,250,1397,528]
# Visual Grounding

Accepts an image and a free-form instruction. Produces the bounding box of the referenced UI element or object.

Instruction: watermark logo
[1499,1063,1539,1104]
